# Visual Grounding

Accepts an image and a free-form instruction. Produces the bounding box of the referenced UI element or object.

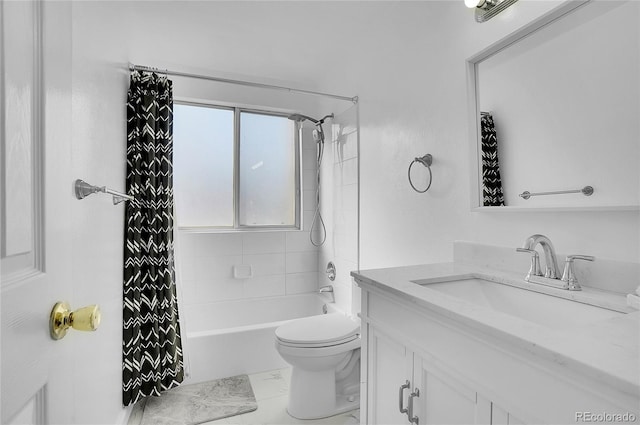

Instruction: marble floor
[206,368,360,425]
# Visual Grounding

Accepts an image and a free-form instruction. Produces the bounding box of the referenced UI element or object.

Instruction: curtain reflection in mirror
[481,112,505,206]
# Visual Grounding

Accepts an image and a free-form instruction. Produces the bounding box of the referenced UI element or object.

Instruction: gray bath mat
[136,374,257,425]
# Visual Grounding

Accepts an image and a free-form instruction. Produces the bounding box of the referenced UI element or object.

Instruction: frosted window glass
[239,112,296,226]
[173,104,234,227]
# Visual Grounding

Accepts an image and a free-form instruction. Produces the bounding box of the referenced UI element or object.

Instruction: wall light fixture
[466,0,518,23]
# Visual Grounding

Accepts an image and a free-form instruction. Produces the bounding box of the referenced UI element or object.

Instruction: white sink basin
[415,277,624,329]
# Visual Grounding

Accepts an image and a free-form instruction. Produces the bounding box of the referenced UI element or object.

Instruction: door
[1,0,73,423]
[412,355,487,425]
[367,327,414,425]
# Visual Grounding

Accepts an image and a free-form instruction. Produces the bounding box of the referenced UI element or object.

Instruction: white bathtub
[183,293,336,384]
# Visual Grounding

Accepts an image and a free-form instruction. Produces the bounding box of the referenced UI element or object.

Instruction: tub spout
[319,285,335,303]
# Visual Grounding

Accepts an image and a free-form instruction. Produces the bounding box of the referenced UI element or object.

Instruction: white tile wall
[243,275,286,298]
[286,251,319,274]
[336,131,358,163]
[303,189,318,211]
[244,253,286,276]
[302,209,317,232]
[335,158,358,186]
[302,151,318,174]
[318,104,360,317]
[285,231,318,252]
[242,232,286,255]
[303,171,317,190]
[180,232,244,258]
[285,272,320,294]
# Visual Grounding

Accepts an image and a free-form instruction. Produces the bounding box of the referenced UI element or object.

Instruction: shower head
[287,113,319,124]
[287,113,334,126]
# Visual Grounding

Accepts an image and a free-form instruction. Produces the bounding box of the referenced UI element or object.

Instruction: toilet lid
[275,313,360,346]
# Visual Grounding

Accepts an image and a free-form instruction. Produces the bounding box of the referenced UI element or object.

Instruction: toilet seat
[276,334,359,348]
[275,313,359,348]
[275,335,360,359]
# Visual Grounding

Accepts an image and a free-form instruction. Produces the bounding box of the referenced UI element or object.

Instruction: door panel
[1,0,73,423]
[6,390,45,425]
[1,282,49,421]
[0,0,42,281]
[492,404,509,425]
[414,357,479,425]
[2,0,36,261]
[492,403,527,425]
[368,327,412,425]
[1,0,47,420]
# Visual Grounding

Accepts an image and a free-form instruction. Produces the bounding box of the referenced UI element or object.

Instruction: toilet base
[286,368,360,420]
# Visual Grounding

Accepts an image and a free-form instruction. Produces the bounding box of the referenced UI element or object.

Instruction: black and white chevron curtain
[123,71,184,406]
[480,112,505,206]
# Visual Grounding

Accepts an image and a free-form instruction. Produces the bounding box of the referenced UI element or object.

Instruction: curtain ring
[408,154,433,193]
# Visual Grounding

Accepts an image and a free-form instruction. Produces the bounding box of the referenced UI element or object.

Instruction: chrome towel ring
[408,154,433,193]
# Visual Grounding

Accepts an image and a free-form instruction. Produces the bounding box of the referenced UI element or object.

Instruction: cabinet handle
[398,380,410,414]
[407,388,420,425]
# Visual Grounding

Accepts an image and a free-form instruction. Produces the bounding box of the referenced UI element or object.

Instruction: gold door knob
[50,302,101,340]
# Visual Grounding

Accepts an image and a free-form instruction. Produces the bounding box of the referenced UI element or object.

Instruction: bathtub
[183,293,337,384]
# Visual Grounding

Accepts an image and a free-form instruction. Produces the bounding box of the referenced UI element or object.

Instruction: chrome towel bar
[74,179,134,205]
[519,185,594,200]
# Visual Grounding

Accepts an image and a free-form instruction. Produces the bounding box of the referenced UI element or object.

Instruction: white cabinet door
[490,402,526,425]
[367,327,414,425]
[367,326,488,425]
[412,355,487,425]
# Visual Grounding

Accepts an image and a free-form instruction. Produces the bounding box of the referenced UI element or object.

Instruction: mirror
[468,0,639,210]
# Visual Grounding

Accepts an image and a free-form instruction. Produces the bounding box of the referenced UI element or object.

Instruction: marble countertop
[352,262,640,398]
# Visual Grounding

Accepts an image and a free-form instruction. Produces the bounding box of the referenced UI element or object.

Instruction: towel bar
[519,185,593,200]
[74,179,134,205]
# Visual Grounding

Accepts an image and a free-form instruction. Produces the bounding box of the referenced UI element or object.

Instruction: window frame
[174,100,301,232]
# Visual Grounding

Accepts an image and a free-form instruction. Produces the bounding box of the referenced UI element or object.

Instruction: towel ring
[408,154,433,193]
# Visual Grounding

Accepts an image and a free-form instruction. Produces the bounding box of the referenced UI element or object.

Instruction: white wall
[66,1,639,424]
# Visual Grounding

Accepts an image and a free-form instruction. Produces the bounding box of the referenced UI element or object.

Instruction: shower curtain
[122,70,184,406]
[480,112,505,206]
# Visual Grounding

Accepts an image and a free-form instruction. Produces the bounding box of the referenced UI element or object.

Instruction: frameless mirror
[467,0,639,211]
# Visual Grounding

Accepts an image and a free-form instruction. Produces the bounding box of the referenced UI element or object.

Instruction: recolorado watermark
[576,412,637,423]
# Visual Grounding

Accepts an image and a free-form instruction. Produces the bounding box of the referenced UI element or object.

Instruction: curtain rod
[128,63,358,104]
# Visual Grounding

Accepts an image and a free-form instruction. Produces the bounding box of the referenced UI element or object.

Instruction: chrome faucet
[319,285,335,303]
[516,234,594,291]
[518,234,560,279]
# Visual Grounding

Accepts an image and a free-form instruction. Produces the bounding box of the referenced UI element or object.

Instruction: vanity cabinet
[367,325,521,425]
[357,282,637,425]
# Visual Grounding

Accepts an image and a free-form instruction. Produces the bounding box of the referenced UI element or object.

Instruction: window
[173,103,300,230]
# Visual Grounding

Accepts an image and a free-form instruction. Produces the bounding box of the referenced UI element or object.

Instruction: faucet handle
[516,248,542,280]
[566,255,595,262]
[561,255,595,291]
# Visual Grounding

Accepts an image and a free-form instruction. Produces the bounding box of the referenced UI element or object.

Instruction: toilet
[275,313,361,420]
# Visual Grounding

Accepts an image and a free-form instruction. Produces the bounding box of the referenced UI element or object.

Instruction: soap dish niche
[233,265,253,279]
